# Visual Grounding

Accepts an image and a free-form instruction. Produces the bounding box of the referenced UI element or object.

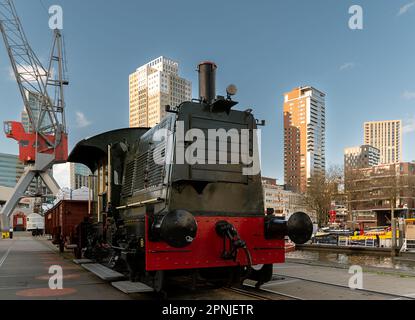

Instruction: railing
[404,239,415,252]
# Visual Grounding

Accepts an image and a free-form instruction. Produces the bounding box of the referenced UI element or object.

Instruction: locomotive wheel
[152,271,165,293]
[59,241,64,253]
[248,264,273,288]
[74,246,82,259]
[200,267,238,288]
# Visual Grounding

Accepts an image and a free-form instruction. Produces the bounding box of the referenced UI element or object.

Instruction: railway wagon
[13,212,26,232]
[44,200,89,253]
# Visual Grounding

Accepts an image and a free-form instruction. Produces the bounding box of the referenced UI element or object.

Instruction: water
[287,250,415,272]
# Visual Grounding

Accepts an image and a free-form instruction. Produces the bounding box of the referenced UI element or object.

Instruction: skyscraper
[0,153,24,188]
[283,86,326,193]
[0,153,48,194]
[344,145,380,172]
[70,163,91,190]
[364,120,402,164]
[21,108,30,133]
[21,91,51,133]
[129,56,192,128]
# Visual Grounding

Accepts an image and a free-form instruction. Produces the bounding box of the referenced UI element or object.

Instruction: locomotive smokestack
[198,61,217,104]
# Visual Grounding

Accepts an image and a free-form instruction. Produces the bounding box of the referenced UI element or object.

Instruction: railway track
[224,285,303,300]
[269,274,415,300]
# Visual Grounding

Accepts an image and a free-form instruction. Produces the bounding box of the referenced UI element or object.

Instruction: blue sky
[1,0,415,183]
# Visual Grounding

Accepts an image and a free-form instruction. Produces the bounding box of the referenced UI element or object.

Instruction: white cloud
[398,1,415,16]
[9,65,48,83]
[52,163,70,189]
[339,62,355,71]
[403,115,415,134]
[403,90,415,100]
[75,111,91,128]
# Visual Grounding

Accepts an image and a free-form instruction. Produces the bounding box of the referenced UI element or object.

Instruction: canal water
[287,250,415,272]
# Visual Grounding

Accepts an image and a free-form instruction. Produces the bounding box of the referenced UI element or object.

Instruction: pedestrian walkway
[0,232,136,300]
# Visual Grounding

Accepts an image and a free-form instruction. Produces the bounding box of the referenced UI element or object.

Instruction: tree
[305,165,343,227]
[344,166,365,229]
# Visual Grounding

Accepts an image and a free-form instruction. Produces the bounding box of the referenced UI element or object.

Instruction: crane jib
[0,0,69,229]
[0,0,68,157]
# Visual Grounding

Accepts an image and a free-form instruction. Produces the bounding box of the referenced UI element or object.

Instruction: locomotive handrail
[115,197,164,210]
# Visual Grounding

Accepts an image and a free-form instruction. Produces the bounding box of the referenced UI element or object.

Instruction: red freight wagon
[13,212,27,231]
[44,200,89,253]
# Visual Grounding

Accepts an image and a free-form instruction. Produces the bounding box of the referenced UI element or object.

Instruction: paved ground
[265,261,415,300]
[0,232,136,300]
[0,233,249,300]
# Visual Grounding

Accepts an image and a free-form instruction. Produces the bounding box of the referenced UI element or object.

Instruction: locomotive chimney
[198,61,217,104]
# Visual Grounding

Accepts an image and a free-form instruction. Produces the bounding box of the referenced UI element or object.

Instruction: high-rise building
[0,153,24,188]
[364,120,402,164]
[283,86,326,194]
[0,153,48,194]
[21,91,51,133]
[344,145,380,172]
[70,163,91,190]
[129,56,192,128]
[21,108,30,133]
[21,91,47,132]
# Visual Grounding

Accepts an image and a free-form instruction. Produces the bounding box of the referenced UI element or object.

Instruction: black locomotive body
[68,62,312,291]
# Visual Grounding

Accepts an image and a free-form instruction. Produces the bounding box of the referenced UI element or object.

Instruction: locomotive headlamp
[226,84,238,97]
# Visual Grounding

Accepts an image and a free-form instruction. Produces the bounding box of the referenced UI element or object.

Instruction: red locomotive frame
[146,216,285,271]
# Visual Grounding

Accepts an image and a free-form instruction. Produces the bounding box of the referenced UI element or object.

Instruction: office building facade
[262,177,312,220]
[344,145,380,172]
[129,56,192,128]
[283,86,326,194]
[364,120,402,164]
[70,163,91,190]
[0,153,24,188]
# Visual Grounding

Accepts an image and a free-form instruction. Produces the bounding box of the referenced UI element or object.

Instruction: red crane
[0,0,68,230]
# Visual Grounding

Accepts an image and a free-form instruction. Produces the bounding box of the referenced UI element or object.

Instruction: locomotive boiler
[68,62,312,291]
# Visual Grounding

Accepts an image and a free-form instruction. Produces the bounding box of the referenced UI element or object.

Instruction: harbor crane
[0,0,68,230]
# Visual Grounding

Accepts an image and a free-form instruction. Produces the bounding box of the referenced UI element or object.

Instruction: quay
[297,243,392,255]
[297,243,415,264]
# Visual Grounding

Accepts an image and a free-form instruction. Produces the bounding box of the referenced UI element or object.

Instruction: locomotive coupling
[265,212,313,245]
[151,210,198,248]
[215,221,247,253]
[215,221,251,265]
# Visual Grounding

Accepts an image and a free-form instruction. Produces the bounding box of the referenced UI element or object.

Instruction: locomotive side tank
[68,62,312,291]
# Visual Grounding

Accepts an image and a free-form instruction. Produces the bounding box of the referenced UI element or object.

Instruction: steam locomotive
[68,62,312,292]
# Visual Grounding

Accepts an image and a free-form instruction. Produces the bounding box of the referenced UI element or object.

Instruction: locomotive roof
[68,127,149,172]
